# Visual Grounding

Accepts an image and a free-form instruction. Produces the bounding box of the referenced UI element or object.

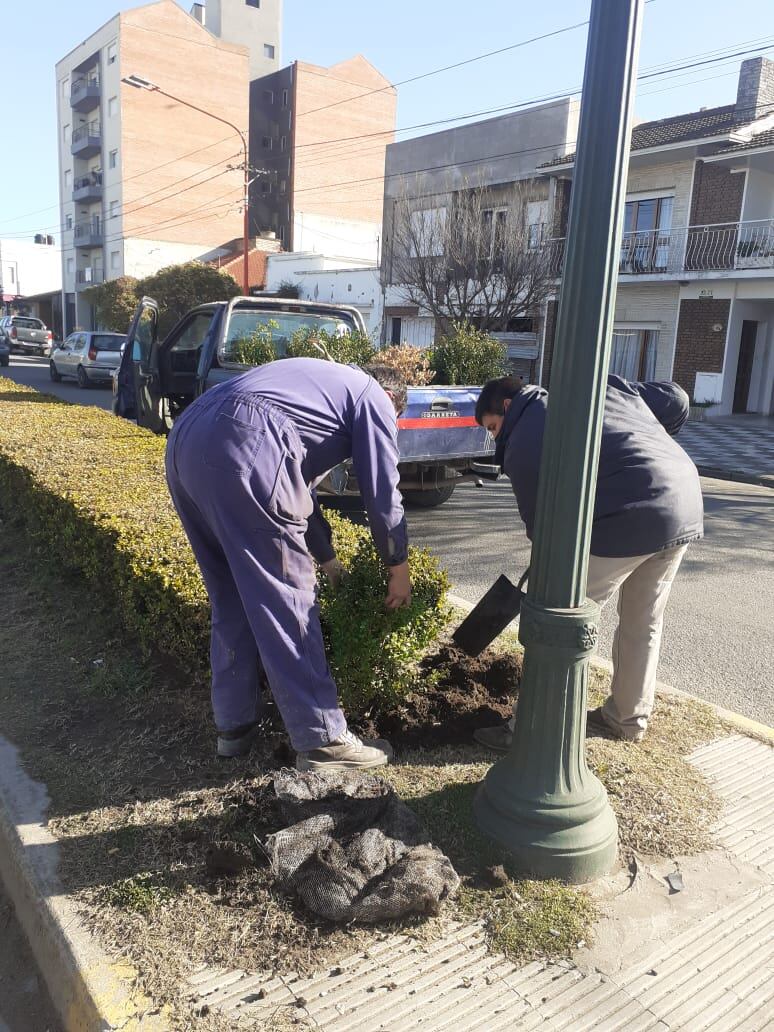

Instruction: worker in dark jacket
[473,374,703,747]
[165,358,411,769]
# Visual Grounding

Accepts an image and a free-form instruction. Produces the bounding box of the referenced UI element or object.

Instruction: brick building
[55,0,249,333]
[540,57,774,417]
[249,55,396,261]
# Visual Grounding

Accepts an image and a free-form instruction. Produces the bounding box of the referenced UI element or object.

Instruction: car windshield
[93,334,125,352]
[220,309,358,366]
[14,318,44,329]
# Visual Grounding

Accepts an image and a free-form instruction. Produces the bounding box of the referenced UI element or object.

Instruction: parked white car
[50,331,126,388]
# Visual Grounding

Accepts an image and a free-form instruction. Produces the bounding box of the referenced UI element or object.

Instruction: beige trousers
[510,544,688,740]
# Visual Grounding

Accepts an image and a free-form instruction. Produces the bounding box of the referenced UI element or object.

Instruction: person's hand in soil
[321,557,346,588]
[385,561,412,610]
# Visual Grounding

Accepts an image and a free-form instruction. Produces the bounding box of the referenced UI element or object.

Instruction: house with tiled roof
[539,57,774,417]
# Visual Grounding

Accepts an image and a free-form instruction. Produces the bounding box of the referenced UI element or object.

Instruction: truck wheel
[402,484,456,508]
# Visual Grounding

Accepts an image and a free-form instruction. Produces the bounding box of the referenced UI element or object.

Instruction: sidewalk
[2,709,773,1030]
[680,416,774,487]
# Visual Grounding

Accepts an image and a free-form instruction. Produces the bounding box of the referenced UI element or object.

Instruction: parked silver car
[0,315,53,356]
[50,331,126,388]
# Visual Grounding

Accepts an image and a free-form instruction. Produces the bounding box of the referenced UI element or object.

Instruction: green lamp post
[473,0,645,882]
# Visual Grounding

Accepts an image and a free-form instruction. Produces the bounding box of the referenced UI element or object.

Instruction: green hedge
[0,379,450,714]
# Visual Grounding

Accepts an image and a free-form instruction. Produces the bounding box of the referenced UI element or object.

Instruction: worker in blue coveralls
[165,357,411,770]
[473,374,704,749]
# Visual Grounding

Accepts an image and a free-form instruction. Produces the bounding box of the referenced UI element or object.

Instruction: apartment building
[381,97,580,378]
[540,57,774,417]
[249,55,396,261]
[190,0,281,80]
[55,0,248,333]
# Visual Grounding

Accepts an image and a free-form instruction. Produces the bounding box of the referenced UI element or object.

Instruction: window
[8,267,15,285]
[409,206,447,257]
[108,95,118,117]
[279,179,287,195]
[263,89,274,104]
[63,123,71,142]
[481,207,508,260]
[111,250,121,271]
[610,328,658,381]
[66,258,74,276]
[64,169,72,188]
[110,200,119,219]
[107,42,117,64]
[246,0,260,6]
[221,310,358,367]
[66,214,73,230]
[620,196,673,273]
[280,135,287,152]
[525,200,549,249]
[169,313,214,360]
[262,136,272,149]
[109,149,118,169]
[61,77,69,98]
[261,180,271,194]
[264,43,276,59]
[282,89,289,107]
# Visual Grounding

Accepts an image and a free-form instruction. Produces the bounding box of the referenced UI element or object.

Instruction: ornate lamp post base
[473,598,619,883]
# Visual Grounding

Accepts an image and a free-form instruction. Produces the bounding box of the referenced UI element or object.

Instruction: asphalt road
[2,355,772,725]
[406,477,774,727]
[1,353,114,411]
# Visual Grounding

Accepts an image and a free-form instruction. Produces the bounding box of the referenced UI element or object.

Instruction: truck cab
[114,296,495,506]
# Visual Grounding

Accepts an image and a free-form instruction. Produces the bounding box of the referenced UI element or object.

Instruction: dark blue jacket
[495,375,704,558]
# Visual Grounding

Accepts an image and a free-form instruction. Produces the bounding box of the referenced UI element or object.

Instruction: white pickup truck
[113,296,496,507]
[0,315,53,356]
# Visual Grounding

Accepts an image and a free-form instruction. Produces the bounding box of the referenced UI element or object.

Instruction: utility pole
[122,76,251,294]
[473,0,645,882]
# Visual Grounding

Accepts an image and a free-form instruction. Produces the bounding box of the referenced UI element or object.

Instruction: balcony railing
[71,121,101,157]
[72,172,103,203]
[547,218,774,278]
[70,73,101,112]
[75,268,105,290]
[73,217,103,247]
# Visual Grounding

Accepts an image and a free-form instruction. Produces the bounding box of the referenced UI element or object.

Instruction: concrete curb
[0,736,168,1031]
[448,593,774,744]
[695,464,774,489]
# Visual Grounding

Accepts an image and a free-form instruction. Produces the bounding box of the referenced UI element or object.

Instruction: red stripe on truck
[398,416,479,430]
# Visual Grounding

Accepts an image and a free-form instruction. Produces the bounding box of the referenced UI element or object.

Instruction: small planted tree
[286,326,376,365]
[377,344,434,386]
[429,322,506,385]
[229,320,279,366]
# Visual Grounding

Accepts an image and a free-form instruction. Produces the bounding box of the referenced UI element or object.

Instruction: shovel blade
[452,575,524,657]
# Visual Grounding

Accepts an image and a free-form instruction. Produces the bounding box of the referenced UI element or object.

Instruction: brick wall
[540,299,558,387]
[689,162,745,226]
[672,298,730,397]
[736,57,774,120]
[293,57,396,226]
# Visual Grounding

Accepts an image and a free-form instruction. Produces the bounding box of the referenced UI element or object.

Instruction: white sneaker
[296,729,394,771]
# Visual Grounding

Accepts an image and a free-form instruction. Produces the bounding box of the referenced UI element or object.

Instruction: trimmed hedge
[0,379,450,714]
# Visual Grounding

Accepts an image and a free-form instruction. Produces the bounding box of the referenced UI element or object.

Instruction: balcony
[73,217,103,248]
[75,268,105,290]
[71,121,101,158]
[70,73,101,112]
[72,172,103,204]
[548,219,774,280]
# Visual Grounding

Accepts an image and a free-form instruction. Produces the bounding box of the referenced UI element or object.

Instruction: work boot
[473,722,513,753]
[217,722,259,759]
[296,729,393,771]
[586,707,644,744]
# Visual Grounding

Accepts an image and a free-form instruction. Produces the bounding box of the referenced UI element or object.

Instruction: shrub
[286,327,376,365]
[377,344,434,386]
[138,262,241,336]
[429,322,507,385]
[230,320,278,366]
[82,276,140,334]
[0,379,450,717]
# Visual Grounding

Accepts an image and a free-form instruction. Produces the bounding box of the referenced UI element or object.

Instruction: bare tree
[387,181,561,333]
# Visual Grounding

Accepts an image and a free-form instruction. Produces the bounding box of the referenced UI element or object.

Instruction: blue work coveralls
[165,358,408,751]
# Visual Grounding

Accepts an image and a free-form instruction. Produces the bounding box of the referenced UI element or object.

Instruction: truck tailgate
[397,386,494,462]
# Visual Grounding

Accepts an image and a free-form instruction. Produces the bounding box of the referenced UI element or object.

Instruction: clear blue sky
[1,0,772,241]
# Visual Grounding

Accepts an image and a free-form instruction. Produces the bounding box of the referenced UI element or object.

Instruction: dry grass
[0,511,735,1029]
